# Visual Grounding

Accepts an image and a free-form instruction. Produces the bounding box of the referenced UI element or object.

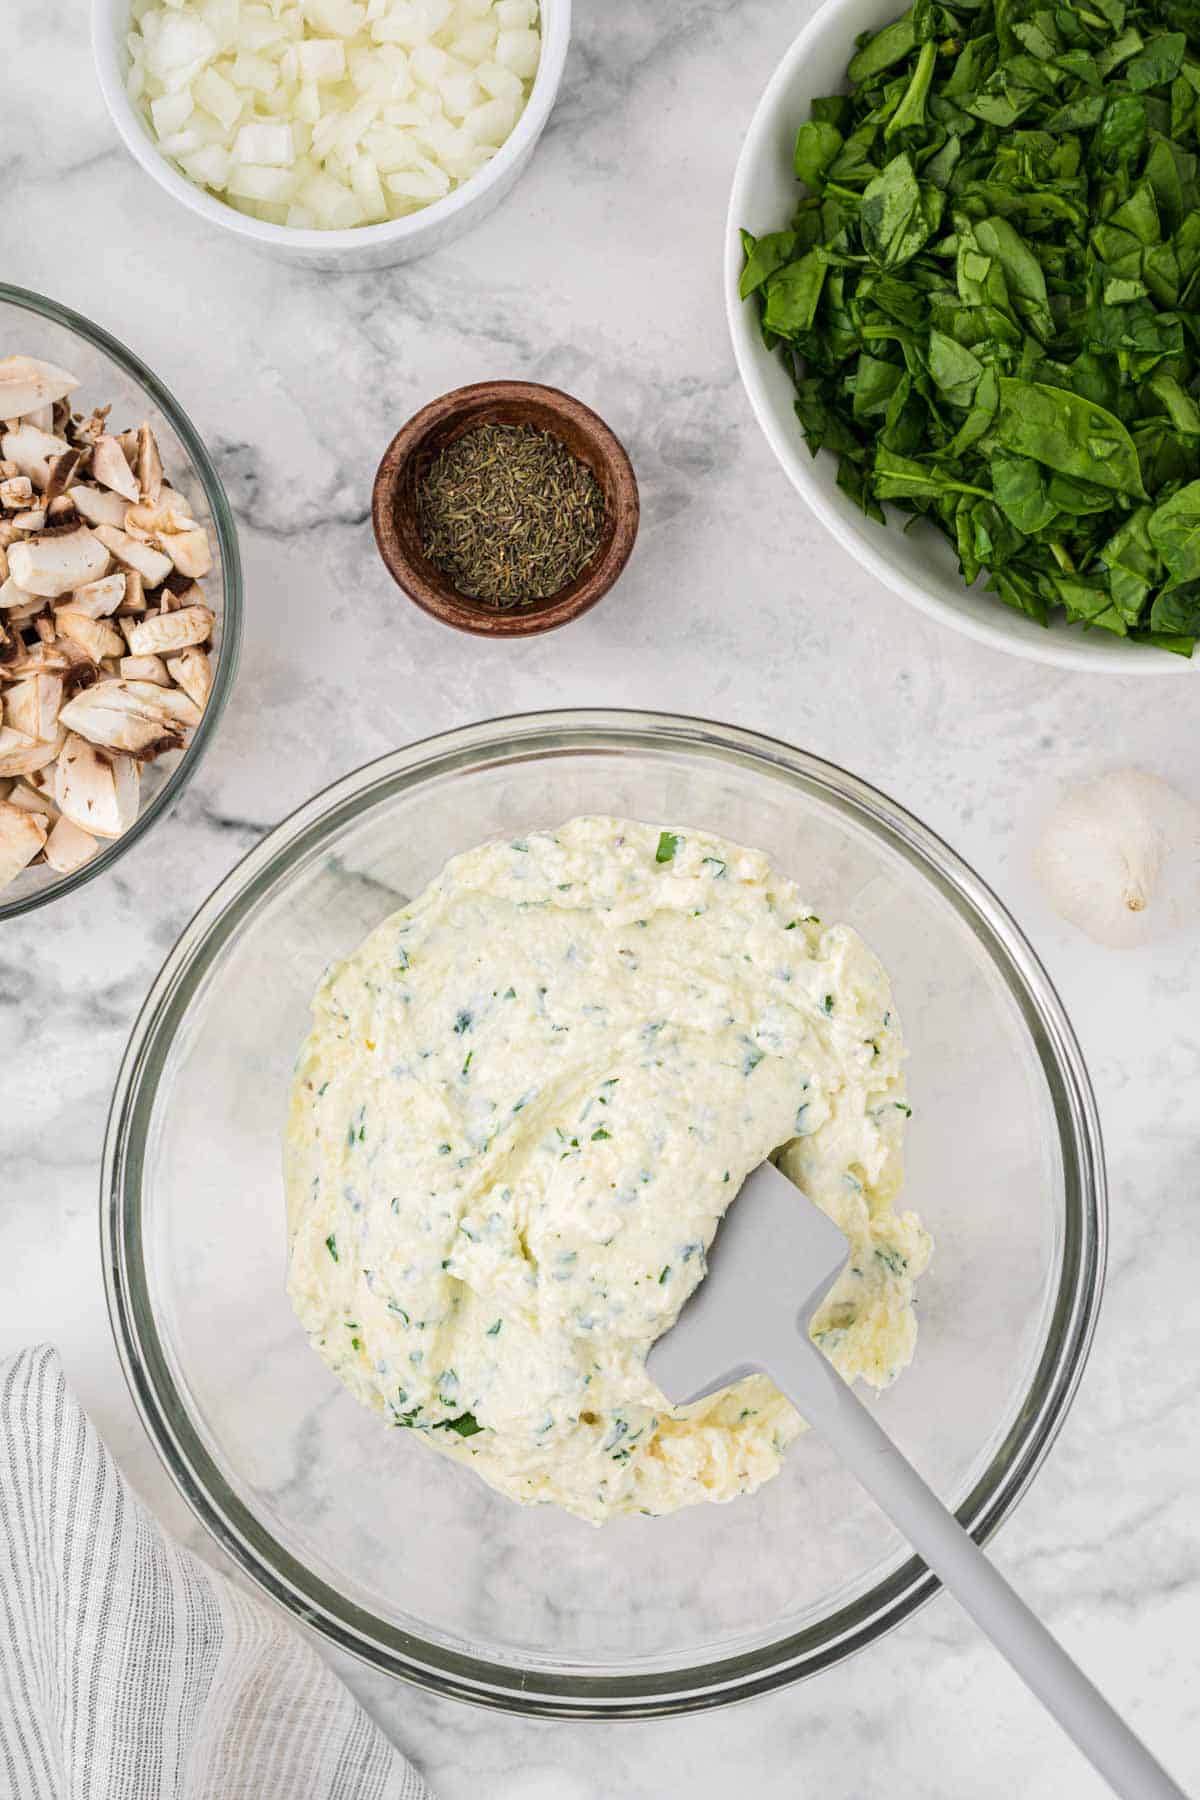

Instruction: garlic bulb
[1035,770,1200,949]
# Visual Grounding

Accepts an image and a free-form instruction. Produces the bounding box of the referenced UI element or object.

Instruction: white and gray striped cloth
[0,1347,431,1800]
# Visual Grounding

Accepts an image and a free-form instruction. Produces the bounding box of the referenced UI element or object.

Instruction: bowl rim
[370,379,640,636]
[90,0,571,256]
[101,708,1106,1716]
[724,0,1193,677]
[0,281,243,921]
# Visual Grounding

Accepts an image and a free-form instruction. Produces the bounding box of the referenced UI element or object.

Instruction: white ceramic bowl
[92,0,570,271]
[725,0,1192,676]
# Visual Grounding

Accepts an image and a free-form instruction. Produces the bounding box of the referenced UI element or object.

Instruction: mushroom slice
[125,494,199,540]
[4,672,63,741]
[161,528,212,579]
[0,475,34,509]
[0,726,59,778]
[1,642,67,679]
[54,607,125,662]
[166,646,211,709]
[68,484,130,529]
[0,798,48,886]
[136,423,164,504]
[54,734,139,837]
[92,525,173,588]
[44,814,99,874]
[59,681,185,758]
[121,678,201,729]
[70,573,126,619]
[13,509,46,533]
[91,434,140,501]
[69,407,111,450]
[9,526,110,597]
[116,569,147,614]
[0,575,38,611]
[125,604,214,656]
[0,357,79,420]
[2,592,48,625]
[120,653,169,685]
[7,777,59,820]
[43,447,83,507]
[1,424,71,489]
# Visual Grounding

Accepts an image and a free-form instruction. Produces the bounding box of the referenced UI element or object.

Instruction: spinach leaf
[1148,479,1200,584]
[994,380,1147,496]
[794,121,844,191]
[763,250,829,335]
[738,229,798,300]
[860,154,944,267]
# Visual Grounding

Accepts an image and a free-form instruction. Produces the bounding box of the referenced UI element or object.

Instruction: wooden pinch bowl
[371,380,640,637]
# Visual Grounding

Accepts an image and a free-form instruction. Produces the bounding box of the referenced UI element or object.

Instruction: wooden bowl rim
[371,380,640,638]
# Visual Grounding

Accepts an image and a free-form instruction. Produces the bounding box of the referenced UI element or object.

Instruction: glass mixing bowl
[102,711,1105,1716]
[0,284,242,918]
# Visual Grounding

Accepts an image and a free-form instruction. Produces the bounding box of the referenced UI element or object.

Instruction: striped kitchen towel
[0,1347,431,1800]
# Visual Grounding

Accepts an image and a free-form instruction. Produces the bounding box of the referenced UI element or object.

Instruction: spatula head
[645,1159,849,1406]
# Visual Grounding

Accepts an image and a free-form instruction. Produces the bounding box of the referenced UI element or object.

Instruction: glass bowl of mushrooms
[0,283,241,918]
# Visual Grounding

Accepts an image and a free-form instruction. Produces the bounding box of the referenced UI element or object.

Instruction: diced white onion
[494,25,538,77]
[230,49,279,90]
[129,0,540,229]
[194,64,242,127]
[151,89,194,134]
[297,36,346,79]
[234,119,295,161]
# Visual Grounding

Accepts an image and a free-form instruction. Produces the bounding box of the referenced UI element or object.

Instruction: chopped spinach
[436,1412,484,1438]
[740,0,1200,653]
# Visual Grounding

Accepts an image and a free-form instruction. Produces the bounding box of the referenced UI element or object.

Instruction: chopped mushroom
[54,607,125,662]
[0,356,79,418]
[0,353,219,890]
[0,799,48,885]
[0,575,38,611]
[125,603,214,656]
[7,777,59,819]
[121,678,201,729]
[1,424,70,488]
[92,524,173,588]
[54,734,140,838]
[9,526,110,597]
[0,475,34,509]
[70,572,126,618]
[91,436,141,502]
[161,528,212,579]
[166,647,211,708]
[44,814,99,874]
[136,424,164,504]
[0,727,59,778]
[59,681,186,758]
[120,653,169,685]
[69,485,130,529]
[4,672,63,741]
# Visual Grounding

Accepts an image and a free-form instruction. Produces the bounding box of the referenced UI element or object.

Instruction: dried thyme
[416,422,605,608]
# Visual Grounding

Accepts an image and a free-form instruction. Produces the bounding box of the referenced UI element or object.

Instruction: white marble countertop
[6,2,1199,1794]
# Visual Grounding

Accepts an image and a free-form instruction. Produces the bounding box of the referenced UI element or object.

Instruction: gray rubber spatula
[647,1162,1186,1800]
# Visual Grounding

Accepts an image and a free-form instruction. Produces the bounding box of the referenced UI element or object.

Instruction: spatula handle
[790,1347,1186,1800]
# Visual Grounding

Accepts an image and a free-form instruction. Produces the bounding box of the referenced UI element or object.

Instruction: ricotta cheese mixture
[284,817,931,1524]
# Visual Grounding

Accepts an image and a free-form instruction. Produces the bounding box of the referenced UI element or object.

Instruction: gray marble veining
[4,1,1199,1795]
